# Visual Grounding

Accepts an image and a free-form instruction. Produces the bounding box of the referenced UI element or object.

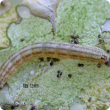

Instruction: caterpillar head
[105,57,110,67]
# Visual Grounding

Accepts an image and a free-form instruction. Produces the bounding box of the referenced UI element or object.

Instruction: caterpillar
[0,42,110,88]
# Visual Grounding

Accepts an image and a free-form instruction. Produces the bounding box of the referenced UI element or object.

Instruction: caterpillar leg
[97,63,101,68]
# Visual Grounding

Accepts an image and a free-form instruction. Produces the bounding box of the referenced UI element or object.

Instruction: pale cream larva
[0,42,110,89]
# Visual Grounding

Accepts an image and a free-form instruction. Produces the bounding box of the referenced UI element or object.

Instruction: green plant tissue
[0,0,110,110]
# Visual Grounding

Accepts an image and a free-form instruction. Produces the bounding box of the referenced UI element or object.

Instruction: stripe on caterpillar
[0,42,109,88]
